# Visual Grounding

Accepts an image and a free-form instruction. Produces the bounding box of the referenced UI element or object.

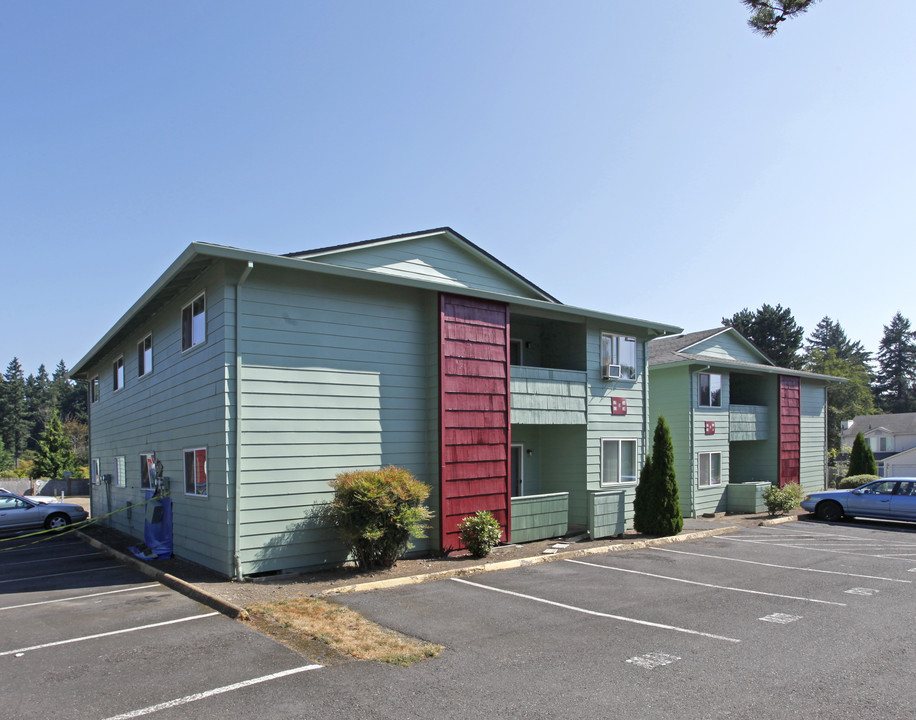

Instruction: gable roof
[285,227,561,303]
[648,327,842,383]
[841,413,916,439]
[72,233,682,377]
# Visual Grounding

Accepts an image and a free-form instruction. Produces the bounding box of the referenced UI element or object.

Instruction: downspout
[233,261,254,581]
[688,365,710,518]
[642,340,649,474]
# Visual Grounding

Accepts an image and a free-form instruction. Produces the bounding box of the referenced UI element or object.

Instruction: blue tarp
[141,491,173,559]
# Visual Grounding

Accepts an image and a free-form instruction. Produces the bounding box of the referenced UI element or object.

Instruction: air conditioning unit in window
[603,363,622,380]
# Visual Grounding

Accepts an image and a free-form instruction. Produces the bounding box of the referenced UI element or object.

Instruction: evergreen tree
[806,317,870,365]
[0,358,29,466]
[25,364,54,452]
[722,304,804,369]
[52,359,87,423]
[847,431,877,477]
[0,437,12,474]
[873,312,916,414]
[742,1,820,36]
[806,349,875,452]
[633,416,683,536]
[31,410,77,479]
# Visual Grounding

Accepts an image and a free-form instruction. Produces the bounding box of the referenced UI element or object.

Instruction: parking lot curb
[758,515,797,526]
[76,530,250,621]
[327,525,741,595]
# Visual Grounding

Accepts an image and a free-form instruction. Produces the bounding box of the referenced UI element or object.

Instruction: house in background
[841,413,916,476]
[72,228,680,579]
[648,328,841,517]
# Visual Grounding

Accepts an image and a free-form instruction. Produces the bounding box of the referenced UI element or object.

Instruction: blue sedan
[801,478,916,523]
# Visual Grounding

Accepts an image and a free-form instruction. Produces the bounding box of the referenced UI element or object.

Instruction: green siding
[588,490,627,538]
[799,382,828,494]
[86,261,235,575]
[688,332,766,364]
[510,367,587,424]
[648,365,692,516]
[729,404,769,441]
[510,493,569,543]
[236,268,438,575]
[303,234,546,300]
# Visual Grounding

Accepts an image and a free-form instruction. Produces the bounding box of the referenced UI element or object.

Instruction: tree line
[0,358,87,478]
[722,305,916,450]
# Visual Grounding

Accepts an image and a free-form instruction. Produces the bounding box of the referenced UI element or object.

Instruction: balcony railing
[510,366,587,424]
[729,404,769,441]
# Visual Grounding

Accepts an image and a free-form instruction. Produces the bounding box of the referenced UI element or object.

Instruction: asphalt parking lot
[3,519,915,719]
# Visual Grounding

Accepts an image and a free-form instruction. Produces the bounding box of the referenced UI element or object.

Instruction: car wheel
[44,513,70,531]
[816,500,843,522]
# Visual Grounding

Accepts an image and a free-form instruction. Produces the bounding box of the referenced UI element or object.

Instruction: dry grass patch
[248,597,442,666]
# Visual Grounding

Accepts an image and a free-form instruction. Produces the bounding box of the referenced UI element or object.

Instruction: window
[698,452,721,487]
[91,458,100,485]
[878,436,890,452]
[181,293,206,351]
[138,334,153,377]
[91,377,100,403]
[510,444,524,496]
[184,448,207,497]
[601,438,637,485]
[140,453,155,489]
[601,334,637,380]
[113,357,124,391]
[698,372,722,407]
[115,456,126,488]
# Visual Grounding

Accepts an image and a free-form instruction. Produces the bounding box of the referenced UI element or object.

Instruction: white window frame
[181,292,206,351]
[183,447,208,497]
[91,458,101,485]
[138,334,153,377]
[698,451,722,487]
[91,376,99,403]
[140,453,155,490]
[600,438,638,486]
[698,372,722,408]
[600,334,637,380]
[115,456,126,488]
[112,357,124,391]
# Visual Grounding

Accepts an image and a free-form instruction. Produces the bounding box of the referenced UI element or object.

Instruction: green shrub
[457,510,503,557]
[633,416,683,536]
[322,466,432,570]
[848,432,877,476]
[837,474,879,489]
[762,482,804,516]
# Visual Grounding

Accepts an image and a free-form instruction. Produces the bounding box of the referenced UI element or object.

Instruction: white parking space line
[565,559,846,606]
[761,525,916,547]
[0,583,162,612]
[451,577,741,643]
[626,652,680,669]
[716,536,916,562]
[651,547,911,583]
[0,565,121,585]
[0,612,219,656]
[100,664,323,720]
[2,552,102,568]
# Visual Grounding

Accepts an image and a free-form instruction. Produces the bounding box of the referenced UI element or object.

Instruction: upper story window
[91,376,100,403]
[138,334,153,377]
[878,436,891,452]
[698,372,722,407]
[91,458,100,485]
[112,357,124,391]
[182,293,206,351]
[601,334,637,380]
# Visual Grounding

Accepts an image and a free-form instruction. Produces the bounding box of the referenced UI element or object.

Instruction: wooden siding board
[439,293,511,550]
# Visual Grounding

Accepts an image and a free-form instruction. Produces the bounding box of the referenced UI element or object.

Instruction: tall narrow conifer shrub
[847,431,877,477]
[633,416,683,536]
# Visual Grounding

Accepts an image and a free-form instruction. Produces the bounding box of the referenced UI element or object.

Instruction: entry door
[511,444,524,497]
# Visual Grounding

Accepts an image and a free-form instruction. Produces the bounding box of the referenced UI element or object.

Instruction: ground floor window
[601,438,637,485]
[698,452,722,486]
[140,453,155,489]
[184,448,207,497]
[115,456,126,488]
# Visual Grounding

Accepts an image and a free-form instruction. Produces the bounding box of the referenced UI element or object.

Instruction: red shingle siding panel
[778,375,801,487]
[439,294,510,551]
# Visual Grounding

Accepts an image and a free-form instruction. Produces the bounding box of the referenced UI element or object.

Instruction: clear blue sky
[3,1,914,377]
